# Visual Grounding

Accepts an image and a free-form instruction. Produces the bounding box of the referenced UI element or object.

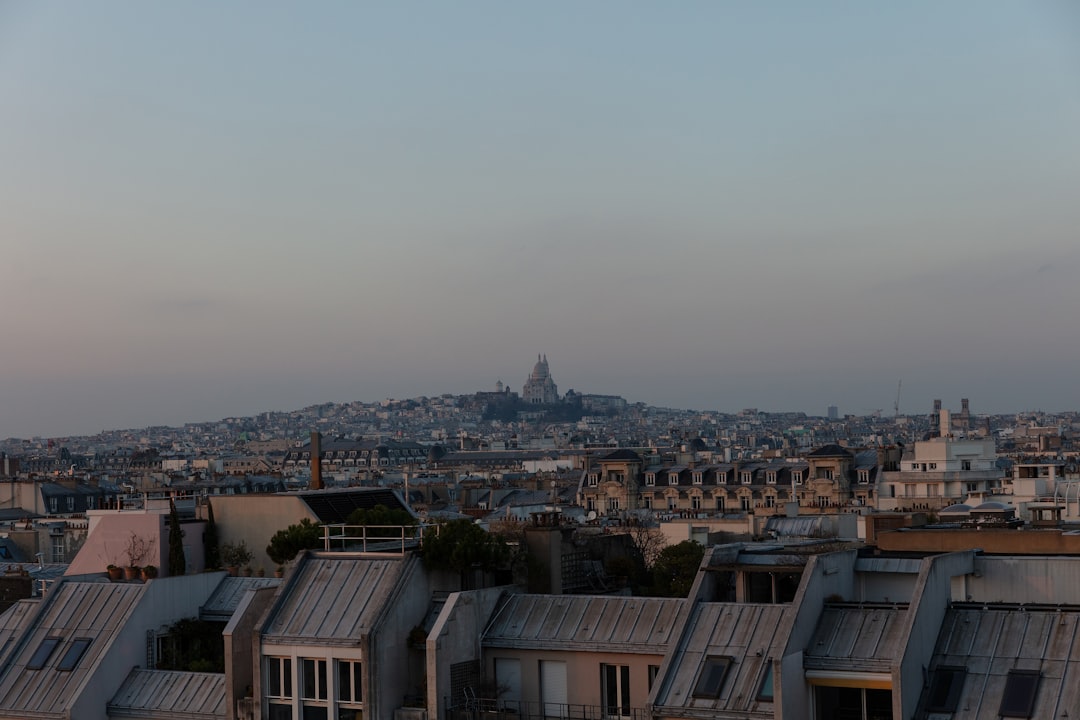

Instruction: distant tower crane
[893,379,902,421]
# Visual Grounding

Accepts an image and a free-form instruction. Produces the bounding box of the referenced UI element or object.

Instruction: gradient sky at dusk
[2,2,1079,438]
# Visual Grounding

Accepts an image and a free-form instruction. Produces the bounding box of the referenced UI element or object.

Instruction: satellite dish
[587,510,597,521]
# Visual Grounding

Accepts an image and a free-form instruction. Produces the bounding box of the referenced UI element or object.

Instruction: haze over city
[2,2,1079,439]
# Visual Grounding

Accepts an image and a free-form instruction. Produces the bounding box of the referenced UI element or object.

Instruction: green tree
[204,501,220,569]
[168,499,186,576]
[266,518,323,566]
[649,540,705,598]
[345,504,417,538]
[421,519,511,588]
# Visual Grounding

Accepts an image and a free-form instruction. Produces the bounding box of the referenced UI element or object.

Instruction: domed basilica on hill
[523,354,559,405]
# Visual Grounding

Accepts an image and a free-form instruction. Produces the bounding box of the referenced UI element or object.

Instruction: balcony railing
[446,698,648,720]
[319,523,438,554]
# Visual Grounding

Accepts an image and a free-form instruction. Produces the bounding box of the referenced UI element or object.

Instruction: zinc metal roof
[482,595,684,653]
[920,605,1080,719]
[0,600,36,665]
[199,576,282,621]
[653,602,786,714]
[261,554,410,645]
[107,669,226,719]
[804,603,908,673]
[0,580,144,717]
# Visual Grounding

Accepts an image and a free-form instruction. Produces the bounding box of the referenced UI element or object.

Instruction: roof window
[692,656,732,698]
[999,669,1040,718]
[57,638,91,671]
[27,637,61,670]
[925,666,965,713]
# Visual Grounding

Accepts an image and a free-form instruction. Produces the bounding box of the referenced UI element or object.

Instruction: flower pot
[107,567,123,581]
[123,566,140,581]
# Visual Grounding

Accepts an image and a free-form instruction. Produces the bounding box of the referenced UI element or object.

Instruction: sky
[2,2,1079,439]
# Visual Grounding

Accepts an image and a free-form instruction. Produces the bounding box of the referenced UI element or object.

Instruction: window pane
[27,637,61,670]
[1000,670,1040,718]
[57,638,91,671]
[339,661,352,702]
[756,666,774,702]
[926,666,965,712]
[303,659,316,699]
[692,657,730,698]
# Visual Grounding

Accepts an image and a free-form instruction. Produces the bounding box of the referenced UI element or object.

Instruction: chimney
[310,431,323,490]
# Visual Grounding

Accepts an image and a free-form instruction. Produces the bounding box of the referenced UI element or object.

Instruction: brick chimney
[310,431,323,490]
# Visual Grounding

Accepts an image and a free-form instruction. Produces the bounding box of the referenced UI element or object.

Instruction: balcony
[446,698,648,720]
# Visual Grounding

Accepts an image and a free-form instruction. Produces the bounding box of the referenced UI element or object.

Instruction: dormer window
[669,473,680,486]
[792,471,803,484]
[858,470,870,484]
[692,472,703,485]
[587,473,599,486]
[766,472,776,485]
[717,472,727,485]
[741,472,752,484]
[645,473,656,487]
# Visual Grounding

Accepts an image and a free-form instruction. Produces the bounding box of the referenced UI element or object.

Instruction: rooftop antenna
[893,379,902,421]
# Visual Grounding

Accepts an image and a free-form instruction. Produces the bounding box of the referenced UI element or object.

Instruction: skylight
[57,638,92,672]
[27,637,61,670]
[999,669,1040,718]
[925,666,965,713]
[692,656,732,699]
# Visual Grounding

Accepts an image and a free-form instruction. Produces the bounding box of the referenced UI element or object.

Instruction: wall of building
[370,557,435,720]
[225,584,278,720]
[876,527,1080,555]
[895,552,974,719]
[67,510,166,574]
[428,586,509,720]
[960,555,1080,604]
[209,495,316,573]
[776,550,858,720]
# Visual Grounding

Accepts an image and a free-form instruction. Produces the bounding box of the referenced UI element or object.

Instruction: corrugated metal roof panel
[261,555,409,644]
[0,581,144,717]
[804,605,908,672]
[483,595,684,652]
[653,603,785,715]
[108,669,226,718]
[200,576,282,620]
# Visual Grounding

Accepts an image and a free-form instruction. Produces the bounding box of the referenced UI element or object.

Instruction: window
[337,659,363,703]
[669,473,679,486]
[588,474,599,486]
[27,637,61,670]
[966,482,978,493]
[816,496,829,508]
[716,495,726,511]
[741,472,752,484]
[267,657,293,699]
[49,498,58,514]
[925,666,965,713]
[57,638,91,671]
[756,665,774,702]
[642,496,652,509]
[607,498,620,512]
[823,469,835,481]
[66,496,75,512]
[792,471,803,484]
[587,498,596,511]
[647,665,660,690]
[999,669,1040,718]
[857,470,869,484]
[692,473,703,485]
[601,664,630,719]
[929,463,937,470]
[717,472,727,485]
[645,474,655,487]
[667,496,677,511]
[302,658,329,720]
[692,656,731,698]
[962,460,972,471]
[764,495,775,508]
[740,497,751,512]
[52,536,65,563]
[766,472,776,485]
[691,496,702,510]
[911,463,919,470]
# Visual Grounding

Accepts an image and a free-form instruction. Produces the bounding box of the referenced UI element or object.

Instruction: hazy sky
[2,2,1079,438]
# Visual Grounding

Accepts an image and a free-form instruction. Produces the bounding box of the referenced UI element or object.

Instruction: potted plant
[124,533,155,581]
[141,565,158,580]
[221,541,253,575]
[274,566,284,578]
[107,564,123,581]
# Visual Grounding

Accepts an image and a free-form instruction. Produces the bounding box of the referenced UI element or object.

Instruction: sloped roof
[599,449,643,462]
[199,576,282,621]
[0,600,36,666]
[297,487,411,524]
[0,581,144,717]
[483,595,684,653]
[920,605,1080,718]
[807,444,854,458]
[653,602,785,714]
[260,554,410,645]
[804,603,908,673]
[107,669,225,719]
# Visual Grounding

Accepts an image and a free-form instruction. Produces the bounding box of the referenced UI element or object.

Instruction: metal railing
[446,698,648,720]
[320,523,438,554]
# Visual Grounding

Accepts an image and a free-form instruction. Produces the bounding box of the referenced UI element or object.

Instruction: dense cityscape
[0,356,1079,719]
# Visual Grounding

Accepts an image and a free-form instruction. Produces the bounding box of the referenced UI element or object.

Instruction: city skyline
[3,2,1079,439]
